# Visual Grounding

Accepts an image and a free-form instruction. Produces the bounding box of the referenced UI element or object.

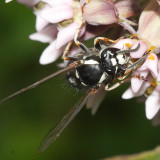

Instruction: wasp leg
[117,68,132,81]
[105,74,142,91]
[73,3,90,54]
[105,82,123,91]
[63,25,90,60]
[63,3,90,58]
[94,37,116,50]
[62,41,73,60]
[74,23,90,54]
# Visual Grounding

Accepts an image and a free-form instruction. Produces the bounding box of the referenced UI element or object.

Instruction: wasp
[1,32,150,152]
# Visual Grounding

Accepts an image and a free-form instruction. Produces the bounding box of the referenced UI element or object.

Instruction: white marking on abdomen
[84,59,99,65]
[98,72,106,83]
[81,82,87,86]
[69,78,76,85]
[75,70,79,78]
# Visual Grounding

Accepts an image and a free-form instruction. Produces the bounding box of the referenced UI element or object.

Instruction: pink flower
[17,0,40,6]
[27,0,86,64]
[122,0,160,120]
[83,0,140,24]
[11,0,140,65]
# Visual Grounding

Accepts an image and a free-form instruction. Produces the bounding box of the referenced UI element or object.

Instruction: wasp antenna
[126,54,147,70]
[117,43,140,54]
[0,62,80,105]
[38,88,95,153]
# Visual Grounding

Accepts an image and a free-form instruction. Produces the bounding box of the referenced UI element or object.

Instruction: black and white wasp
[1,35,149,152]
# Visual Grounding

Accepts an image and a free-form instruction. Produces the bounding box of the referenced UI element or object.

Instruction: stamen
[149,81,156,86]
[144,86,155,97]
[125,43,131,48]
[148,53,155,60]
[132,33,138,37]
[147,46,156,52]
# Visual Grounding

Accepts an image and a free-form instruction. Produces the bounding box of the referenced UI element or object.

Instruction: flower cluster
[6,0,139,64]
[5,0,160,122]
[86,0,160,121]
[121,0,160,121]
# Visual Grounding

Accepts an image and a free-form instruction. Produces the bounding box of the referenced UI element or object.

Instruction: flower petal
[35,15,49,32]
[82,25,110,41]
[56,22,86,49]
[157,0,160,5]
[29,25,58,43]
[34,4,50,31]
[39,5,73,23]
[112,38,134,49]
[17,0,39,6]
[122,82,150,99]
[138,53,159,78]
[84,0,119,25]
[115,0,140,18]
[39,41,64,65]
[137,0,160,47]
[145,86,160,119]
[122,87,135,99]
[131,70,148,93]
[69,47,82,57]
[57,47,82,68]
[5,0,12,3]
[80,0,87,6]
[130,41,148,58]
[41,0,72,6]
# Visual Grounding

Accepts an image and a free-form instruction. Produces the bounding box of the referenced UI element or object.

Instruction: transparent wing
[38,89,95,153]
[0,62,78,105]
[86,85,106,115]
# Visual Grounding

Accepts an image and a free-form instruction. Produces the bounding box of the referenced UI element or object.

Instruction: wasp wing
[86,85,106,115]
[38,89,95,153]
[0,62,78,105]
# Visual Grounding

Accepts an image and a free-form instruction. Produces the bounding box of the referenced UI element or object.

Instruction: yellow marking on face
[125,43,131,48]
[88,0,91,2]
[148,53,155,60]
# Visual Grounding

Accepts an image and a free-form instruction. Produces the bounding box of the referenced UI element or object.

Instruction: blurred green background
[0,1,160,160]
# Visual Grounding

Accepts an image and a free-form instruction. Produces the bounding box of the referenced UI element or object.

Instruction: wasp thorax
[100,47,127,77]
